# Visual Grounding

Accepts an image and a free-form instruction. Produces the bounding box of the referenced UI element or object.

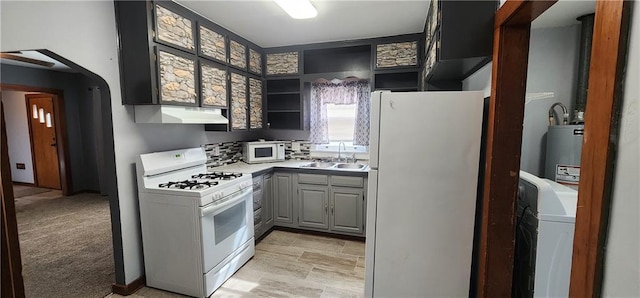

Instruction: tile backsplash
[203,140,312,169]
[203,142,243,170]
[285,141,312,160]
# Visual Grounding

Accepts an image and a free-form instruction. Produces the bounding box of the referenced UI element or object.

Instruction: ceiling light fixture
[274,0,317,19]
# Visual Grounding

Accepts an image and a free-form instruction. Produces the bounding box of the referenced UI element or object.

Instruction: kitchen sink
[334,163,367,169]
[300,162,336,168]
[300,162,368,171]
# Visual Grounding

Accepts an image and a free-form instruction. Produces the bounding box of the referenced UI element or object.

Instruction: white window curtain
[309,80,370,145]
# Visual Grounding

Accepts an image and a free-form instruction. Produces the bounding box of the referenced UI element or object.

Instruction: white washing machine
[513,171,578,298]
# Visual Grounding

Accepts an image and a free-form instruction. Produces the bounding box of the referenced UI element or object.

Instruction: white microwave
[243,141,285,164]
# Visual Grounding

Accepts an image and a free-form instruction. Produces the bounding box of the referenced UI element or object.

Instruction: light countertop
[211,160,369,176]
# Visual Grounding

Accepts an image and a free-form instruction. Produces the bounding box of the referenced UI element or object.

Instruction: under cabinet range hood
[133,105,229,124]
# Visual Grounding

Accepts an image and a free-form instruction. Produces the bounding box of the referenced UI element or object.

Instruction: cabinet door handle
[331,206,334,214]
[325,204,327,213]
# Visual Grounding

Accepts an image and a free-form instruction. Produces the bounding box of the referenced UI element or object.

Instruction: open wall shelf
[266,78,301,129]
[374,71,419,91]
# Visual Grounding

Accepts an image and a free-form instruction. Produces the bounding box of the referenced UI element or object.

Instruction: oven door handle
[201,187,252,217]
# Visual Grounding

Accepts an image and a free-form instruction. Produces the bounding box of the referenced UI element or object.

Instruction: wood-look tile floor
[109,230,365,298]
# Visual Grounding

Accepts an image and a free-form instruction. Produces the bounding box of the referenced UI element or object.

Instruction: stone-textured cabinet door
[248,78,263,129]
[157,49,197,105]
[230,72,248,130]
[330,187,364,235]
[200,62,227,107]
[266,52,299,75]
[154,3,195,52]
[199,25,226,63]
[229,39,247,69]
[249,48,262,75]
[298,185,329,230]
[274,173,294,226]
[375,41,418,69]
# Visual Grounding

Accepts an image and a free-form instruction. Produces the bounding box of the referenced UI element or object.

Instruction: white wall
[0,1,213,283]
[1,91,34,184]
[601,2,640,296]
[462,25,580,176]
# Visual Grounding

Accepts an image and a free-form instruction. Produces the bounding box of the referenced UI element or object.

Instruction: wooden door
[26,94,61,190]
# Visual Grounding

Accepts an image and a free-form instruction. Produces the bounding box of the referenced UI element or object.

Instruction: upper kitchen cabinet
[372,35,422,92]
[266,51,300,76]
[154,3,195,53]
[422,0,496,87]
[248,77,263,129]
[200,60,227,108]
[115,1,265,110]
[229,39,247,70]
[249,48,263,76]
[115,1,198,105]
[157,47,197,105]
[230,72,248,130]
[375,41,418,69]
[198,24,227,64]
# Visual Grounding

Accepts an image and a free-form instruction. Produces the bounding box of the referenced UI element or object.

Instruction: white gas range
[136,147,254,297]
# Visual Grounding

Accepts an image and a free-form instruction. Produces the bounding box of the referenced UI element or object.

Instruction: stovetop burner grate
[191,172,243,181]
[158,180,219,190]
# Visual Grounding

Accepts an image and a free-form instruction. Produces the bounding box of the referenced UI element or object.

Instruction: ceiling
[176,0,430,48]
[533,0,596,29]
[0,50,75,72]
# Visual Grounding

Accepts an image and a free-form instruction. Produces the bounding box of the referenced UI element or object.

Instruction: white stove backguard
[138,147,207,177]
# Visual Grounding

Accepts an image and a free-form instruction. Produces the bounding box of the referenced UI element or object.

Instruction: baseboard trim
[11,181,36,186]
[111,276,145,296]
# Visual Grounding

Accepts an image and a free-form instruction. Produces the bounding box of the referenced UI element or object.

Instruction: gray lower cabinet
[263,173,274,229]
[293,173,366,236]
[330,187,364,234]
[298,185,329,230]
[273,172,295,226]
[258,170,366,238]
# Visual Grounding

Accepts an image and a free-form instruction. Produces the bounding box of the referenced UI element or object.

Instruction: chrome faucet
[338,142,347,162]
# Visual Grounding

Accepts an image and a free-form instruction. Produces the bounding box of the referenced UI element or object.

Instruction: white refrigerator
[365,91,485,297]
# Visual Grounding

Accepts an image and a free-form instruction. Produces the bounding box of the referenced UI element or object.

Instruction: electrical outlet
[212,145,220,157]
[16,163,25,170]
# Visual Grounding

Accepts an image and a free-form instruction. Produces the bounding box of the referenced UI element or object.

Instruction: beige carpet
[15,192,115,298]
[14,186,51,198]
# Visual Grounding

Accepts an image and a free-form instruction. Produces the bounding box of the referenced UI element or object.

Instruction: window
[326,103,356,142]
[309,79,371,147]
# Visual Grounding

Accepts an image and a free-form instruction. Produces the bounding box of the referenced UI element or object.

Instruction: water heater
[544,125,584,188]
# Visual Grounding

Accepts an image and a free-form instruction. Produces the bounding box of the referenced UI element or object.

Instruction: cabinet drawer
[252,176,263,191]
[298,173,328,185]
[330,176,364,188]
[254,208,262,224]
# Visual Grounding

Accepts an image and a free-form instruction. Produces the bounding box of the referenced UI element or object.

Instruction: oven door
[200,187,254,273]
